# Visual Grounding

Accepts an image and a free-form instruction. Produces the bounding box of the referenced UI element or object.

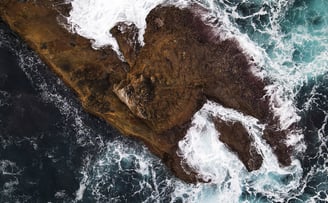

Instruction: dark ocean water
[1,0,328,202]
[0,20,178,203]
[0,20,120,202]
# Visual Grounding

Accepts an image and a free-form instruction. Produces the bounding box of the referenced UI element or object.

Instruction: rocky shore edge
[0,0,296,183]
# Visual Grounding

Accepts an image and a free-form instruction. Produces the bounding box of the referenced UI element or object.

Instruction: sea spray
[67,0,179,51]
[177,101,303,202]
[0,0,326,202]
[67,0,302,131]
[66,0,311,202]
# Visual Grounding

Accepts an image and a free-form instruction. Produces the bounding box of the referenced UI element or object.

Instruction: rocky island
[0,0,294,183]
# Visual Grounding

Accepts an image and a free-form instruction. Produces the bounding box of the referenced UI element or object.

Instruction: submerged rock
[0,0,295,182]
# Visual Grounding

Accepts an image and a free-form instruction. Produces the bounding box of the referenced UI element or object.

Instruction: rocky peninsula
[0,0,294,182]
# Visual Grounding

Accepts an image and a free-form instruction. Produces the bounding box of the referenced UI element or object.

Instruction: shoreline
[0,1,296,183]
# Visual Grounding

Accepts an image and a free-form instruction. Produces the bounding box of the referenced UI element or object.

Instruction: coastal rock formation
[0,0,293,182]
[112,7,269,134]
[213,118,263,171]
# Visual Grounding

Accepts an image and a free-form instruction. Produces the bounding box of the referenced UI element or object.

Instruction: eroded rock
[111,23,140,66]
[0,0,296,183]
[213,117,263,171]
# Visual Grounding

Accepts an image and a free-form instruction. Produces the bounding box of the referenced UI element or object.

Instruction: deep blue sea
[0,0,327,202]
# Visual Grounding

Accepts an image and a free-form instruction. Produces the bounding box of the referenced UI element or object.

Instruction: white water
[66,0,303,128]
[1,0,326,200]
[65,0,328,202]
[0,160,22,199]
[67,0,190,53]
[177,101,303,202]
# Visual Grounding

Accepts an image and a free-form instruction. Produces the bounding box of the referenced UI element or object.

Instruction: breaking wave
[66,0,328,202]
[0,0,327,202]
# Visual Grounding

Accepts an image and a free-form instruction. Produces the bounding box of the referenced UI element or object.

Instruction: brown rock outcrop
[0,0,294,182]
[111,6,269,134]
[213,118,263,171]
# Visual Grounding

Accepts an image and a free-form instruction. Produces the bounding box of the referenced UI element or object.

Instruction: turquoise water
[0,0,327,202]
[68,0,328,202]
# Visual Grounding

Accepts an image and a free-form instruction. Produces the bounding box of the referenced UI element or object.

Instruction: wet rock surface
[213,118,263,171]
[0,0,294,182]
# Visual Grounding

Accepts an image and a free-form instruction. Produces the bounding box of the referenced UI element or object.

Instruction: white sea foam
[0,160,22,176]
[194,0,327,133]
[84,139,173,202]
[204,0,302,130]
[4,2,327,200]
[75,156,90,201]
[65,0,311,201]
[66,0,303,131]
[67,0,190,53]
[54,190,67,199]
[250,0,327,129]
[177,101,303,202]
[12,44,106,149]
[0,160,23,199]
